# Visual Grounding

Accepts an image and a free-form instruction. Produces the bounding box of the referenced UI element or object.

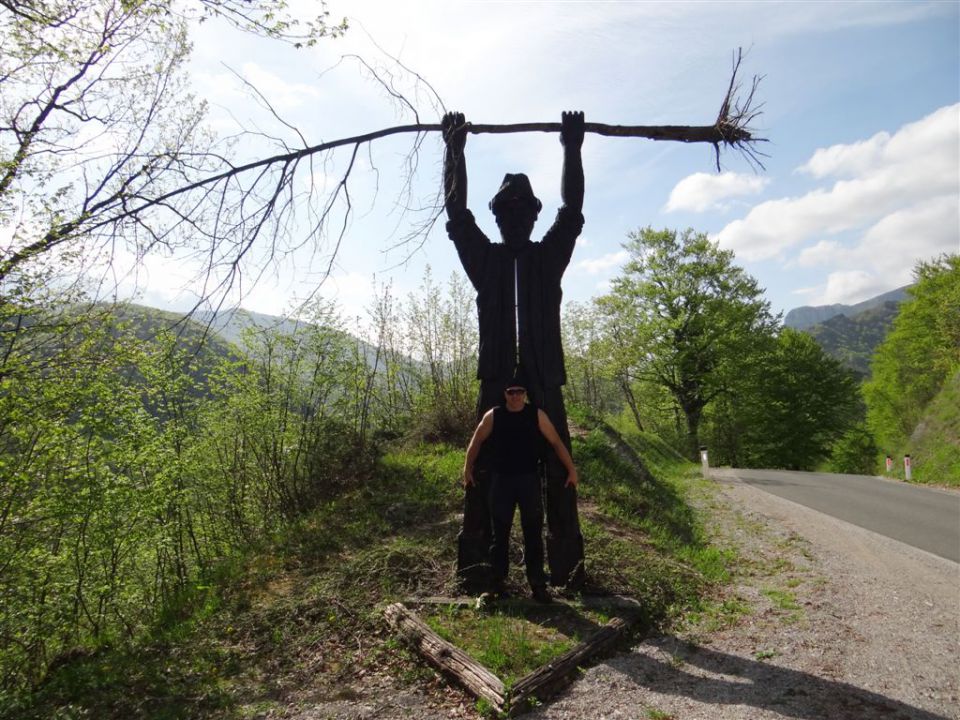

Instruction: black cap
[505,364,529,391]
[489,173,542,214]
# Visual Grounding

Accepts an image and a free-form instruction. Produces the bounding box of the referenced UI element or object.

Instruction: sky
[134,0,959,326]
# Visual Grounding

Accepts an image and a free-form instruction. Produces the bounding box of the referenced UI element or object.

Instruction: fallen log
[383,602,506,709]
[507,616,630,714]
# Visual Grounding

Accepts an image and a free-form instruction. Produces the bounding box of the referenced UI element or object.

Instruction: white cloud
[792,195,959,304]
[665,172,769,212]
[818,270,888,306]
[573,250,629,276]
[715,103,960,264]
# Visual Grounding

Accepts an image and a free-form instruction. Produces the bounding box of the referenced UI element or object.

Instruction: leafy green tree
[864,255,960,455]
[828,422,880,475]
[597,227,777,459]
[734,328,861,470]
[561,300,623,419]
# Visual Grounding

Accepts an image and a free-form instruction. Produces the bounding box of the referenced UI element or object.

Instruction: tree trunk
[618,376,645,432]
[683,404,703,462]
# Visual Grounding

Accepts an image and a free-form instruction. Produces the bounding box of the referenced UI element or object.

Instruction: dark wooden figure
[443,110,586,592]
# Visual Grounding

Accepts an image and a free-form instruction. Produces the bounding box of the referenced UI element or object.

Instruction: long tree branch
[79,118,762,237]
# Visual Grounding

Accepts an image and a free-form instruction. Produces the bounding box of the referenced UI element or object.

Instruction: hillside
[191,307,308,347]
[784,285,910,330]
[803,301,901,376]
[9,422,733,719]
[901,371,960,485]
[191,306,383,368]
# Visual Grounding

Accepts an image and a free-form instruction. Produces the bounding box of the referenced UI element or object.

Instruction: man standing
[463,370,579,603]
[443,110,586,591]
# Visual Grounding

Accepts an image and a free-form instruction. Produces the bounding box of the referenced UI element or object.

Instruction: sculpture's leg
[455,379,505,593]
[456,465,492,593]
[540,387,586,591]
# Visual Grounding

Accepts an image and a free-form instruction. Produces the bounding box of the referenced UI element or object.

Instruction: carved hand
[560,110,585,149]
[442,111,467,154]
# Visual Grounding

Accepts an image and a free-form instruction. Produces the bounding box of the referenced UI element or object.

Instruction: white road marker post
[904,454,912,481]
[885,455,893,473]
[700,446,710,478]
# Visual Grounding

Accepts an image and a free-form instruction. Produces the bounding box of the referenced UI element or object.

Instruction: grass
[761,588,801,612]
[424,605,580,686]
[13,418,733,719]
[646,709,677,720]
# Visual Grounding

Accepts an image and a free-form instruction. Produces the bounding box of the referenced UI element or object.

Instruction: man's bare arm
[443,111,468,218]
[463,409,494,487]
[560,111,584,213]
[537,409,579,488]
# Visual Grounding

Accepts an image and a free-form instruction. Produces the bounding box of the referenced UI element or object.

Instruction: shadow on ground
[577,634,950,720]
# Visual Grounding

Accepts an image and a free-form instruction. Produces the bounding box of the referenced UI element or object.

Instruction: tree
[733,328,861,470]
[864,254,960,454]
[598,227,777,459]
[1,0,346,306]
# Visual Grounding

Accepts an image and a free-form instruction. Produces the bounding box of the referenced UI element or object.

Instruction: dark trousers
[489,472,547,588]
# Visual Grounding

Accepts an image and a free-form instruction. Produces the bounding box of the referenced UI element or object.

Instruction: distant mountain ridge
[784,285,911,330]
[191,307,311,347]
[803,301,902,376]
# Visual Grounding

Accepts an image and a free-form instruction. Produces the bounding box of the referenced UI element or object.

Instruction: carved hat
[489,173,542,214]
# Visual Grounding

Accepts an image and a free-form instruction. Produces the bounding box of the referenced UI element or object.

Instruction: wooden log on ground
[384,602,506,710]
[507,616,630,714]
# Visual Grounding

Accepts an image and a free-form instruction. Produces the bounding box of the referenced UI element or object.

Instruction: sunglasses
[505,388,526,396]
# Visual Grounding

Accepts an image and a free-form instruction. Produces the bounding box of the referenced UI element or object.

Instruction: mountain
[784,285,911,330]
[189,306,385,369]
[803,301,902,376]
[191,307,309,347]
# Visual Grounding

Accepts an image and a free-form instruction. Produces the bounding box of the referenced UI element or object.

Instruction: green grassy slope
[12,418,732,719]
[896,371,960,486]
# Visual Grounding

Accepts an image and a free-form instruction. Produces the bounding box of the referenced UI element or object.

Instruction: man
[463,369,578,603]
[443,110,587,591]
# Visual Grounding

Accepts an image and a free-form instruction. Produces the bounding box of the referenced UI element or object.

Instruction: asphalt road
[711,468,960,563]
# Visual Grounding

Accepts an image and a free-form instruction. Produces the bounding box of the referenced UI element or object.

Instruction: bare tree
[1,0,346,309]
[2,0,763,315]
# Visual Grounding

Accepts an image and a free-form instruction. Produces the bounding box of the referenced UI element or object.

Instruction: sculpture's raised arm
[559,111,584,213]
[443,111,468,218]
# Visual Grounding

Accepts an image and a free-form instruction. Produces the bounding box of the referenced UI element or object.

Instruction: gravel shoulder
[528,470,960,720]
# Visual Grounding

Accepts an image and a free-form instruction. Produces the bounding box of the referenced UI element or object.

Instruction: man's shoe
[531,585,552,604]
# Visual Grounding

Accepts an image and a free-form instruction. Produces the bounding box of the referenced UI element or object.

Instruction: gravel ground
[282,471,959,719]
[527,471,959,720]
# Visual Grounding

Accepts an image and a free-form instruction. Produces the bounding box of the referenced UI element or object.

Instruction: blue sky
[134,0,959,325]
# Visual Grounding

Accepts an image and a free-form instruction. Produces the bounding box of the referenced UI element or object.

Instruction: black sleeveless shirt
[492,404,541,475]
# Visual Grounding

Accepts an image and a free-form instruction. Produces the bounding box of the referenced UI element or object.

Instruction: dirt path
[527,471,960,720]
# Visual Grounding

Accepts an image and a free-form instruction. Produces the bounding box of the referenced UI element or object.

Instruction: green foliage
[0,298,373,700]
[595,227,778,459]
[804,301,901,377]
[864,255,960,481]
[827,422,880,475]
[725,328,862,470]
[365,269,479,445]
